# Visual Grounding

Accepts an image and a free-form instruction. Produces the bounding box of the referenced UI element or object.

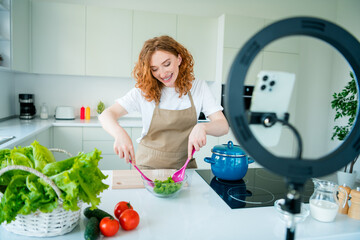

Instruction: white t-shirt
[116,79,223,142]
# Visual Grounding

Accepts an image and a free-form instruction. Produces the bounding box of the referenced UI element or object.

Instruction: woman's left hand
[188,123,207,158]
[187,111,229,159]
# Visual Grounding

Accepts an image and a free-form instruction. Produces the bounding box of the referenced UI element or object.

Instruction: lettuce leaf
[31,141,56,171]
[49,149,108,211]
[0,141,108,224]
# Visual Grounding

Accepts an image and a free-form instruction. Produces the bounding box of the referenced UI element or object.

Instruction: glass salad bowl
[142,173,187,198]
[274,199,310,224]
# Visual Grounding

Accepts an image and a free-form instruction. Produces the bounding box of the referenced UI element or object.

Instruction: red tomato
[114,201,133,219]
[99,217,119,237]
[119,209,140,231]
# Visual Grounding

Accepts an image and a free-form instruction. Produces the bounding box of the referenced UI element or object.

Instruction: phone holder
[248,112,289,127]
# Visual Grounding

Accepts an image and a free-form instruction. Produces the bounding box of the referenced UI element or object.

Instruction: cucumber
[84,217,100,240]
[83,207,112,221]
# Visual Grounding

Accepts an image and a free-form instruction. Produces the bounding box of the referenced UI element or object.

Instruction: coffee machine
[19,94,36,119]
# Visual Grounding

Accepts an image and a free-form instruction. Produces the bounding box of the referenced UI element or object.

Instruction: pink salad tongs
[172,148,196,183]
[130,160,154,187]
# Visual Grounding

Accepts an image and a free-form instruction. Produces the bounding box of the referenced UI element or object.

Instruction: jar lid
[211,141,247,157]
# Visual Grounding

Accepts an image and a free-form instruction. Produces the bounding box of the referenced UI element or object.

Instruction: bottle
[40,103,49,120]
[85,106,91,120]
[348,187,360,220]
[338,184,351,214]
[80,106,85,120]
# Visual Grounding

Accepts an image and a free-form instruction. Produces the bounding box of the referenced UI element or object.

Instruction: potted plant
[331,71,358,188]
[96,101,105,115]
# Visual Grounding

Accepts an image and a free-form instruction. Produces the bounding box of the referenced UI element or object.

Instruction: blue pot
[204,141,254,181]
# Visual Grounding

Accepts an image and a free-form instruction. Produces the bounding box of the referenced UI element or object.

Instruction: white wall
[0,70,15,119]
[329,0,360,175]
[14,73,136,117]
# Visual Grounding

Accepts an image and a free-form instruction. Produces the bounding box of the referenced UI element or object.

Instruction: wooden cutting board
[112,169,177,189]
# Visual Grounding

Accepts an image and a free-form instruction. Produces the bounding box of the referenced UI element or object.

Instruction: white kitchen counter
[0,117,143,149]
[1,170,359,240]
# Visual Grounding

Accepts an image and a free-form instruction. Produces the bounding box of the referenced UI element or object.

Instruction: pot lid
[211,141,247,157]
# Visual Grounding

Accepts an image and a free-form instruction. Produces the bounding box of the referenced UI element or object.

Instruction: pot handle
[248,157,254,164]
[204,157,215,164]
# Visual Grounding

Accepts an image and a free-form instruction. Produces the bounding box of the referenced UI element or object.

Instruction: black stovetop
[196,169,314,209]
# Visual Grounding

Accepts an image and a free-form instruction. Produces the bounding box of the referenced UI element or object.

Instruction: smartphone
[249,70,296,147]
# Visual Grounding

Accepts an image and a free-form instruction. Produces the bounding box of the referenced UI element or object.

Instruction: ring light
[226,17,360,184]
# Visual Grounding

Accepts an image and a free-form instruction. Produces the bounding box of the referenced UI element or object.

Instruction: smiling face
[150,50,182,88]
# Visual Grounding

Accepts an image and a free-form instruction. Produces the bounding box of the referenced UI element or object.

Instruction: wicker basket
[0,148,82,237]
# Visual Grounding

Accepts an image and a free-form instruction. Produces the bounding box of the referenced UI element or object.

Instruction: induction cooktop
[196,168,314,209]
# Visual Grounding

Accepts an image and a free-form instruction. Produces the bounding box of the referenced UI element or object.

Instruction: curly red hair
[132,35,195,104]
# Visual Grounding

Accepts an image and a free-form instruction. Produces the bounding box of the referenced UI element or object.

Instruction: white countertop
[0,117,143,149]
[1,170,359,240]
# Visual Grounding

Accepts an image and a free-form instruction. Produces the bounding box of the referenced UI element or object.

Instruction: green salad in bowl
[142,175,187,198]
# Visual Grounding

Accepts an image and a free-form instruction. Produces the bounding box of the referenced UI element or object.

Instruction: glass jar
[40,103,49,119]
[309,178,347,222]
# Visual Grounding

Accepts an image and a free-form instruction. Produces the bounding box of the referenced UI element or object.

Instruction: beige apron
[136,92,198,169]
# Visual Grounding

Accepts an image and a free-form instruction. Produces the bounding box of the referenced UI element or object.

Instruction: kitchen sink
[0,136,16,145]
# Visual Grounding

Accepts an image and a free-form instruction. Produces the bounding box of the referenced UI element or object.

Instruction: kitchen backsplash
[12,72,219,119]
[13,72,136,118]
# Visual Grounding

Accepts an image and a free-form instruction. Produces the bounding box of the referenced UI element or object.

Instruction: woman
[99,35,229,169]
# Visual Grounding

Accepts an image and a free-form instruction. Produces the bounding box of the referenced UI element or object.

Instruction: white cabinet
[15,137,34,148]
[86,6,133,77]
[222,15,265,84]
[222,47,264,85]
[11,0,30,72]
[263,20,300,54]
[53,127,83,160]
[36,128,52,149]
[0,0,10,69]
[31,0,85,75]
[223,15,265,49]
[177,15,218,82]
[82,127,132,170]
[132,11,177,66]
[131,127,142,154]
[12,128,52,150]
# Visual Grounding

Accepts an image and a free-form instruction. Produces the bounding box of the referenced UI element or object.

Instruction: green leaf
[0,142,108,224]
[31,141,56,171]
[331,71,358,141]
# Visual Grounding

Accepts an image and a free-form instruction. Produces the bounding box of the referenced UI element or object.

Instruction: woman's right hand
[98,102,136,166]
[113,131,136,165]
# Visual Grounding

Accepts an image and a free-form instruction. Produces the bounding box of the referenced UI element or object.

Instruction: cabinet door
[177,15,218,82]
[53,127,83,160]
[223,15,265,49]
[83,127,132,170]
[11,0,30,72]
[31,0,85,75]
[15,137,34,148]
[0,0,10,69]
[222,47,263,85]
[132,11,177,66]
[131,127,142,153]
[222,15,265,84]
[36,128,51,148]
[86,6,133,77]
[11,128,51,150]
